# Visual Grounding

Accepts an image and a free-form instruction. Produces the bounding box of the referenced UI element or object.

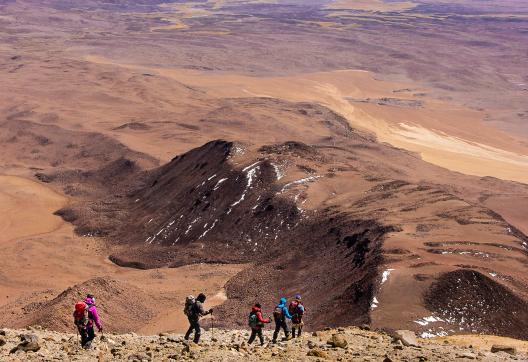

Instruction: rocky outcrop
[0,326,525,361]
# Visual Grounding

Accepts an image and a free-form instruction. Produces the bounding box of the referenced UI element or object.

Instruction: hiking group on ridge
[72,292,305,348]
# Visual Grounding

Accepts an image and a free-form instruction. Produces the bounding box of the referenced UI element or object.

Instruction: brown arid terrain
[1,0,528,353]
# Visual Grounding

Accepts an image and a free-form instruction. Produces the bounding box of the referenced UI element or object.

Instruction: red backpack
[289,301,304,324]
[73,301,89,327]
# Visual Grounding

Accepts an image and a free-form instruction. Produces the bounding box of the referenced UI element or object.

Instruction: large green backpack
[248,312,259,328]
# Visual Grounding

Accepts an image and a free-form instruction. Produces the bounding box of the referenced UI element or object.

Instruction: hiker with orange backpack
[247,303,272,346]
[183,293,213,344]
[73,294,102,349]
[272,297,292,343]
[288,294,305,338]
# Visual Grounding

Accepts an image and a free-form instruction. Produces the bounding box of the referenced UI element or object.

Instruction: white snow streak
[381,269,395,284]
[231,166,259,208]
[213,178,228,190]
[281,176,322,192]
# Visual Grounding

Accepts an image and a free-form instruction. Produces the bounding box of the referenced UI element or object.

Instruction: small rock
[0,330,7,336]
[457,352,476,359]
[327,334,348,348]
[307,340,316,349]
[383,356,394,362]
[128,352,150,361]
[393,330,419,347]
[182,341,200,354]
[491,345,516,355]
[360,324,371,331]
[337,327,345,332]
[307,349,328,359]
[0,336,6,346]
[393,340,404,350]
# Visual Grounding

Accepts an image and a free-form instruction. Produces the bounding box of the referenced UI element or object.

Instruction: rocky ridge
[1,326,526,361]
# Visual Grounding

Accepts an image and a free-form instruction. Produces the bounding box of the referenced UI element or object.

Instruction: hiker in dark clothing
[272,297,292,343]
[289,294,305,338]
[184,293,212,344]
[73,294,103,349]
[247,303,272,346]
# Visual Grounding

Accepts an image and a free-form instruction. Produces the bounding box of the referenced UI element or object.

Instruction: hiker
[272,297,292,343]
[247,303,272,346]
[288,294,305,338]
[184,293,213,344]
[73,294,102,349]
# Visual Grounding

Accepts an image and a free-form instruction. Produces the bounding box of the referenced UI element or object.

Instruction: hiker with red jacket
[73,294,102,349]
[247,303,272,346]
[288,294,305,338]
[272,297,292,343]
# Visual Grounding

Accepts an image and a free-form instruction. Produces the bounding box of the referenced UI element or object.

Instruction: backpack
[290,301,304,324]
[73,301,89,327]
[273,306,283,320]
[248,312,259,328]
[184,295,195,317]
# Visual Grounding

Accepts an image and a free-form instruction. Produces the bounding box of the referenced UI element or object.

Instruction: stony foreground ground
[1,326,526,361]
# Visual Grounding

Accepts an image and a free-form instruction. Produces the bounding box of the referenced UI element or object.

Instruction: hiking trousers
[248,328,264,345]
[78,325,95,348]
[292,321,304,338]
[184,318,201,343]
[272,319,289,342]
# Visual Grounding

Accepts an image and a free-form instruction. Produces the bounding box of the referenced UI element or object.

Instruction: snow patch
[370,296,379,310]
[213,178,228,191]
[420,330,448,338]
[272,163,284,180]
[281,175,321,192]
[414,316,444,326]
[381,269,395,284]
[242,161,261,172]
[199,219,218,239]
[231,166,259,208]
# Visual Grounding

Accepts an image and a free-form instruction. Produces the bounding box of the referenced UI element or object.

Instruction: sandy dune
[0,175,66,243]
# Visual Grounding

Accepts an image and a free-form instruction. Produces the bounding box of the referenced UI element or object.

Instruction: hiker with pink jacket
[73,294,103,349]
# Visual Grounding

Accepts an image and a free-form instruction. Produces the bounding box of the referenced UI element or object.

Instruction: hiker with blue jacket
[272,297,292,343]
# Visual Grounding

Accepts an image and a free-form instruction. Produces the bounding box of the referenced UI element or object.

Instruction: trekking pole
[75,327,80,350]
[211,310,215,340]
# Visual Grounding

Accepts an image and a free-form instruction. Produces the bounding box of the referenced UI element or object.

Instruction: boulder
[9,334,40,353]
[327,334,348,348]
[490,345,516,355]
[393,330,419,347]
